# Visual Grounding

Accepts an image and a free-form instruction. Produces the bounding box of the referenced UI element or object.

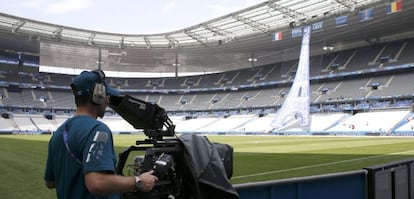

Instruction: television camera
[109,95,239,199]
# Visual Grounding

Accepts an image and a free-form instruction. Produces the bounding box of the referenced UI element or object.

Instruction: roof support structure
[184,30,207,46]
[203,24,235,43]
[166,35,179,48]
[120,35,124,48]
[53,27,64,40]
[334,0,357,10]
[11,20,25,33]
[267,2,308,22]
[203,24,233,36]
[144,36,151,49]
[88,33,96,45]
[232,15,270,34]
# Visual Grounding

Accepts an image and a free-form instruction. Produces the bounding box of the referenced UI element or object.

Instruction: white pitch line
[233,149,414,179]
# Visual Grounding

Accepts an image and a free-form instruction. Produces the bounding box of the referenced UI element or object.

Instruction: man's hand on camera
[136,170,159,192]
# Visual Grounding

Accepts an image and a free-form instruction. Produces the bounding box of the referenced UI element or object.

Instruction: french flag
[272,32,283,41]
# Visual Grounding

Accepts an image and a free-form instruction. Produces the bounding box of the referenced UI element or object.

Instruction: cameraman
[44,69,158,199]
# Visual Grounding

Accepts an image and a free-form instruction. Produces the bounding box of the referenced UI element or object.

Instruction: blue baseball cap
[71,70,121,97]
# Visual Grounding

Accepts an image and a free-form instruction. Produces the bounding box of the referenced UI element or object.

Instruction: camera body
[133,153,177,198]
[118,138,189,199]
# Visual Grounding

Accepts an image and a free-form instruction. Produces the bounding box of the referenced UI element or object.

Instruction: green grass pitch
[1,134,414,199]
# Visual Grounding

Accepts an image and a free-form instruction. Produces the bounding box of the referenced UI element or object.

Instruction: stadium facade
[1,1,414,199]
[0,0,414,135]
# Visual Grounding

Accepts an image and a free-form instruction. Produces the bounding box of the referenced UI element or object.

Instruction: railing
[364,159,414,199]
[236,158,414,199]
[235,170,367,199]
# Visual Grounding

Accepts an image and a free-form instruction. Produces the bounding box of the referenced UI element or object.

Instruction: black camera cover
[109,95,165,130]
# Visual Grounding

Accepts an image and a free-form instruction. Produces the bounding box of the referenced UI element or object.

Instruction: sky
[0,0,266,34]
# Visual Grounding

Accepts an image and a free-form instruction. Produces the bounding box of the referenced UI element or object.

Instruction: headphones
[91,69,107,105]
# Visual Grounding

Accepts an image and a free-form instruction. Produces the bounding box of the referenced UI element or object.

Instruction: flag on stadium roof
[360,8,374,21]
[291,27,302,38]
[335,16,348,27]
[312,22,323,32]
[386,1,402,14]
[272,32,283,41]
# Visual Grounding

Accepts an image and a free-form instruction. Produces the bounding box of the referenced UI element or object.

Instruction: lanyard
[63,126,83,165]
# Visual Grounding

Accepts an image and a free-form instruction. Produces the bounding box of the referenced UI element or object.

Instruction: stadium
[1,0,414,199]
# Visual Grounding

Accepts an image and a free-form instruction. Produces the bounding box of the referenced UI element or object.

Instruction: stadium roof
[0,0,386,48]
[0,0,413,75]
